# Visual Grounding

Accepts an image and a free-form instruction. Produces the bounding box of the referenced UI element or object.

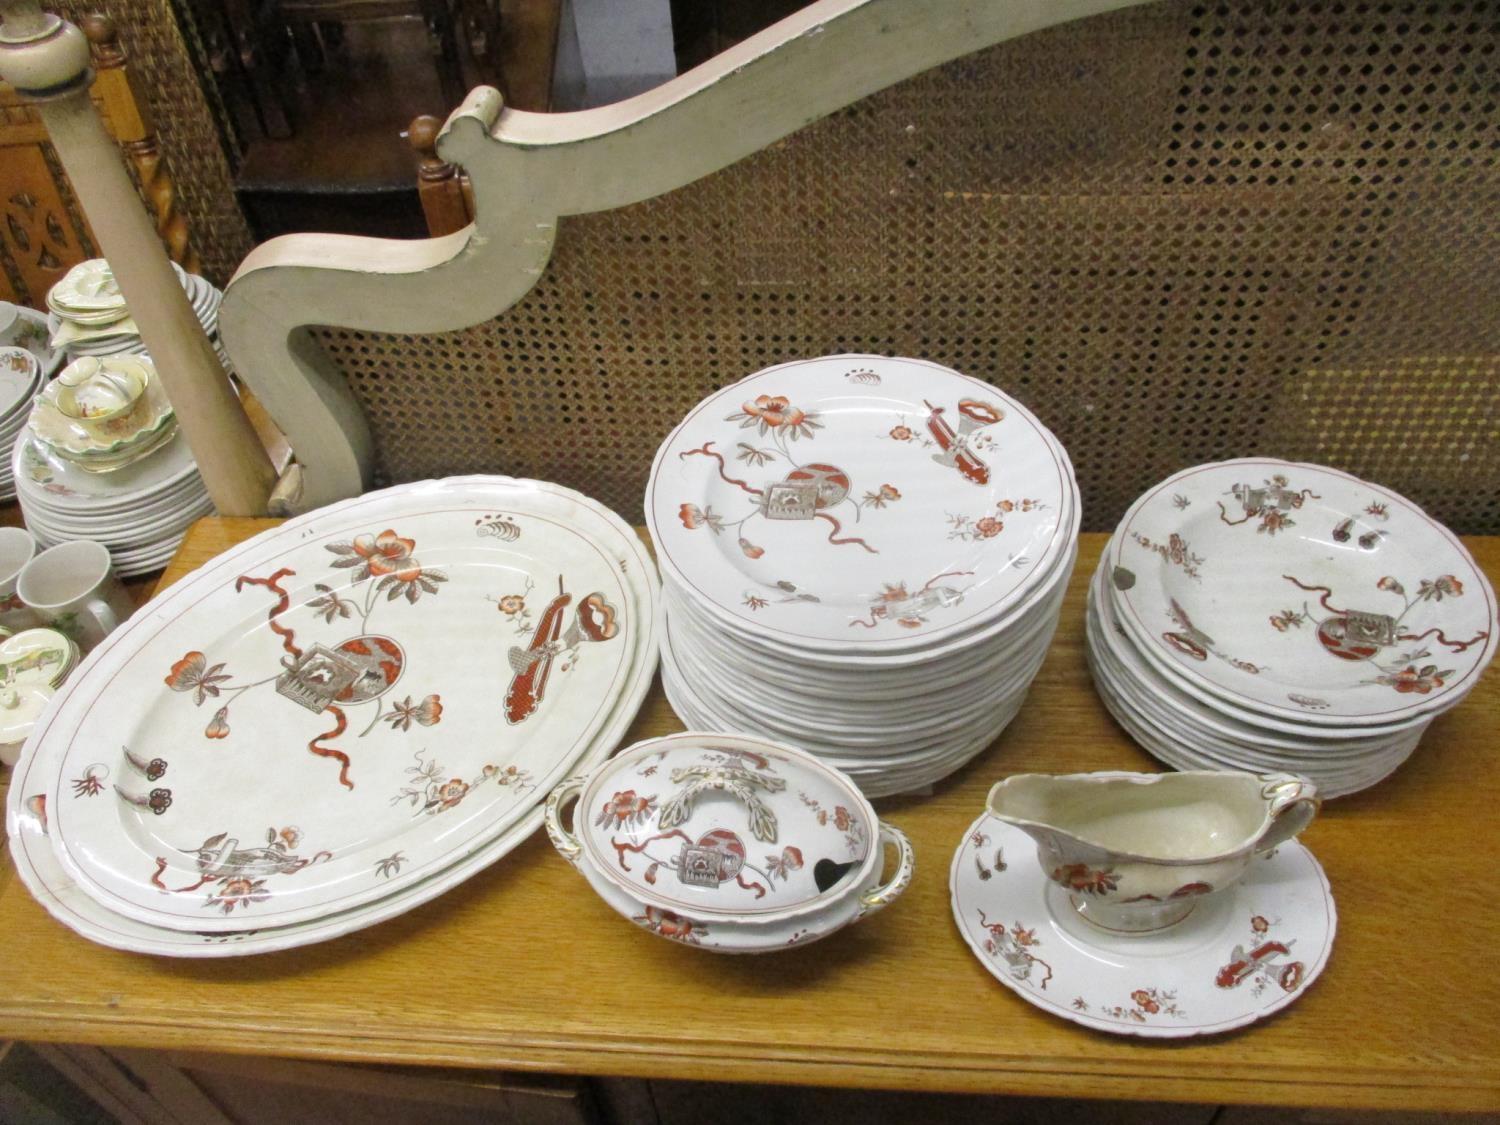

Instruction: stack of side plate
[13,421,211,579]
[5,476,659,956]
[647,355,1080,797]
[1086,458,1497,797]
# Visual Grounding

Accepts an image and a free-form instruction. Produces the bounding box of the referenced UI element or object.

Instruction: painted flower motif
[1418,575,1463,601]
[1377,664,1452,694]
[596,789,657,829]
[1011,925,1037,947]
[861,484,903,509]
[1251,915,1270,933]
[383,694,444,731]
[957,399,1003,426]
[832,806,852,832]
[889,425,914,442]
[278,826,302,849]
[145,758,168,781]
[678,503,725,533]
[637,906,704,943]
[766,846,803,881]
[434,778,469,810]
[743,594,769,611]
[207,876,270,914]
[739,538,765,559]
[742,395,804,429]
[1376,576,1405,596]
[1279,961,1305,992]
[147,787,173,815]
[1259,509,1291,535]
[498,594,526,615]
[204,706,231,739]
[975,516,1004,539]
[1131,989,1160,1014]
[352,529,418,579]
[165,651,232,705]
[729,394,822,439]
[1051,863,1119,895]
[1268,609,1304,632]
[328,529,447,602]
[1365,502,1389,519]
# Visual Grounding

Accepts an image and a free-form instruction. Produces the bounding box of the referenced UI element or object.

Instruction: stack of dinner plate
[1086,458,1497,797]
[47,258,230,370]
[0,345,45,502]
[647,355,1080,797]
[5,476,659,956]
[0,303,65,502]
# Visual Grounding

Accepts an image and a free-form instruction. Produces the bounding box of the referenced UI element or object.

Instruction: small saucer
[950,813,1335,1038]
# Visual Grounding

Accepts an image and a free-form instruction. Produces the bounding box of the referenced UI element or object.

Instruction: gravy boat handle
[1256,774,1320,853]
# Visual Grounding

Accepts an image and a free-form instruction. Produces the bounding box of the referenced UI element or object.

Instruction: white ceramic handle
[86,595,118,639]
[544,775,587,868]
[858,822,914,916]
[1257,774,1320,853]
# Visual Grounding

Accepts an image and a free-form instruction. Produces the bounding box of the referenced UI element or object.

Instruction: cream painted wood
[219,0,1157,511]
[0,2,276,516]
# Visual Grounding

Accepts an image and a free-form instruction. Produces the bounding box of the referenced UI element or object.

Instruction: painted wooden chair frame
[219,0,1151,512]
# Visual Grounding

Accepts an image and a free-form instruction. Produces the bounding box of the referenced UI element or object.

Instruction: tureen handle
[1256,774,1321,853]
[544,775,588,869]
[858,822,915,916]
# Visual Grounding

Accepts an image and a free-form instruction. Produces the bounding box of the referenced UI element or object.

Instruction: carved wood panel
[0,143,96,307]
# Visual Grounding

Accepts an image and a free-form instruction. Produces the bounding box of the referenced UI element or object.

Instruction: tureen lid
[0,681,54,746]
[578,732,878,922]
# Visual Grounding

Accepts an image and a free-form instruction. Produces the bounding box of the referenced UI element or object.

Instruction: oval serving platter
[33,477,654,932]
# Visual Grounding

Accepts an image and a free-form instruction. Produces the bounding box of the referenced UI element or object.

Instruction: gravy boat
[987,770,1319,934]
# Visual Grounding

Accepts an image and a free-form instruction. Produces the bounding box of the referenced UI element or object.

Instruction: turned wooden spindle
[0,0,275,515]
[81,14,200,275]
[406,112,472,237]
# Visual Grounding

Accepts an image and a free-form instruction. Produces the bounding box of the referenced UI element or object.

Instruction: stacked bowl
[14,356,212,578]
[46,259,229,369]
[1087,458,1497,797]
[647,355,1080,797]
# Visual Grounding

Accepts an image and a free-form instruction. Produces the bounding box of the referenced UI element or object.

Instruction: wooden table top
[1,520,1497,1112]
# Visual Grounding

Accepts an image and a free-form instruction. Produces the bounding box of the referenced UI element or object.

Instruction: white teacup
[16,540,133,651]
[0,527,40,633]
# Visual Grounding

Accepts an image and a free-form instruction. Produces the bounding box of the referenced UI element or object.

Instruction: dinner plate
[648,355,1071,652]
[1108,459,1496,726]
[33,477,652,932]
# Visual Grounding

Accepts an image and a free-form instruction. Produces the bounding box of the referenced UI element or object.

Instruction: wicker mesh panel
[316,0,1499,532]
[54,0,253,285]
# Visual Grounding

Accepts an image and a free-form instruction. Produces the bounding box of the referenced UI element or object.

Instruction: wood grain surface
[0,521,1496,1112]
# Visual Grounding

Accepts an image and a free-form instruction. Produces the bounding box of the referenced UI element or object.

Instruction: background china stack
[1087,458,1498,797]
[647,355,1081,797]
[10,259,230,577]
